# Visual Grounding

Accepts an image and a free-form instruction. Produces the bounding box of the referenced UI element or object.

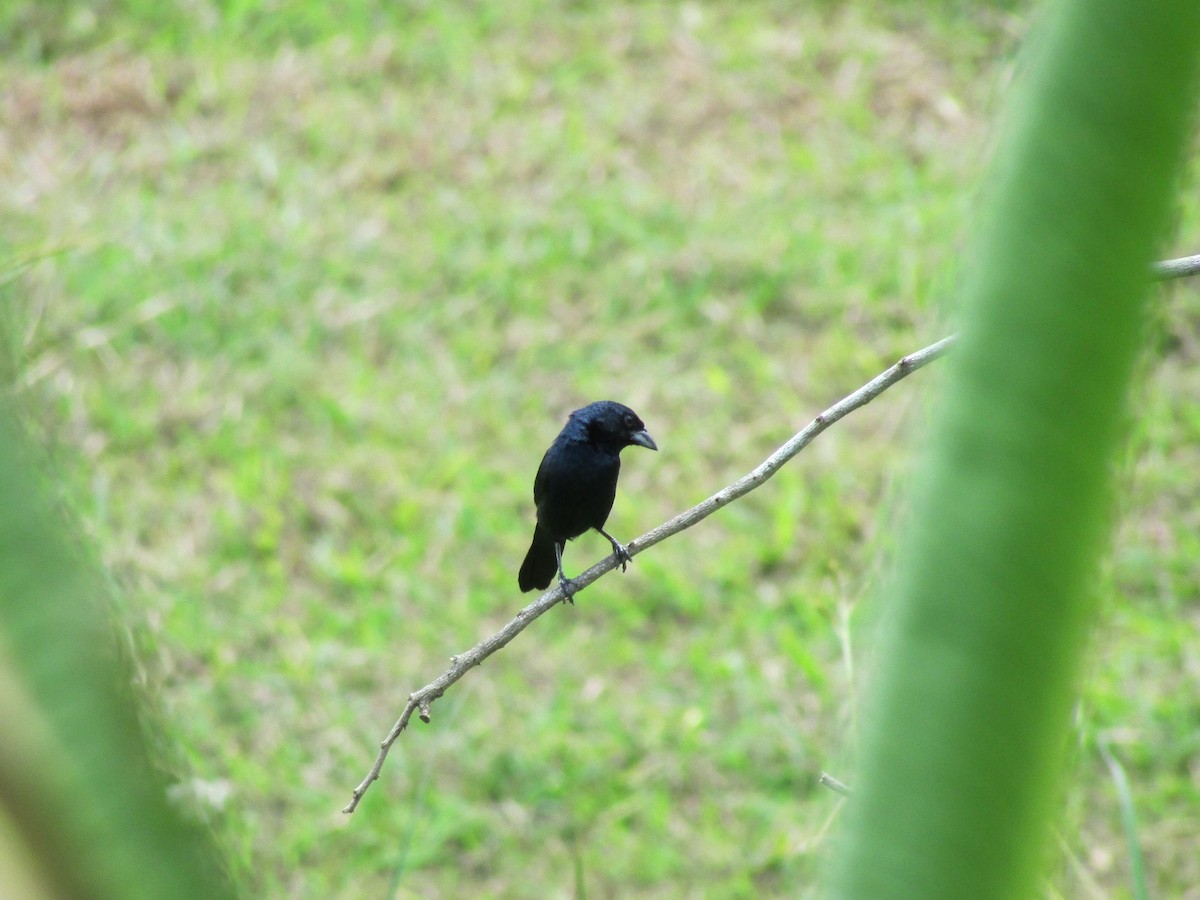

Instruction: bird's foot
[597,527,632,572]
[610,540,631,573]
[557,577,577,604]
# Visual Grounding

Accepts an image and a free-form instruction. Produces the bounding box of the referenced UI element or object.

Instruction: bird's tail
[518,526,558,592]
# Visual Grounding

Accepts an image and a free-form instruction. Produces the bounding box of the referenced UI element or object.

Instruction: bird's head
[573,400,658,453]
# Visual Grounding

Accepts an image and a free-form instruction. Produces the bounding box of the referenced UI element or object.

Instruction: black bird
[518,401,658,599]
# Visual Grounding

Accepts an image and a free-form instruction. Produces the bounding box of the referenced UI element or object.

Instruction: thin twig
[343,334,957,813]
[1152,252,1200,279]
[818,772,854,797]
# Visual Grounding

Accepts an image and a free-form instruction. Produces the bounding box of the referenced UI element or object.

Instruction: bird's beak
[629,429,658,451]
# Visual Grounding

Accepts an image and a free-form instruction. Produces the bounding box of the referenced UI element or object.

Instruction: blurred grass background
[2,1,1198,896]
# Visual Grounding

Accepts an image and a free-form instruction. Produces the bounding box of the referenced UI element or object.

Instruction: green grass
[3,1,1198,896]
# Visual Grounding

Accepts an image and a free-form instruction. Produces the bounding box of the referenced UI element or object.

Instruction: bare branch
[1152,253,1200,280]
[343,333,957,813]
[819,772,854,797]
[341,253,1199,813]
[626,334,958,559]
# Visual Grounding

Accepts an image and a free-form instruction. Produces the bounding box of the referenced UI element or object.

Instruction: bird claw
[558,577,577,604]
[611,541,631,572]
